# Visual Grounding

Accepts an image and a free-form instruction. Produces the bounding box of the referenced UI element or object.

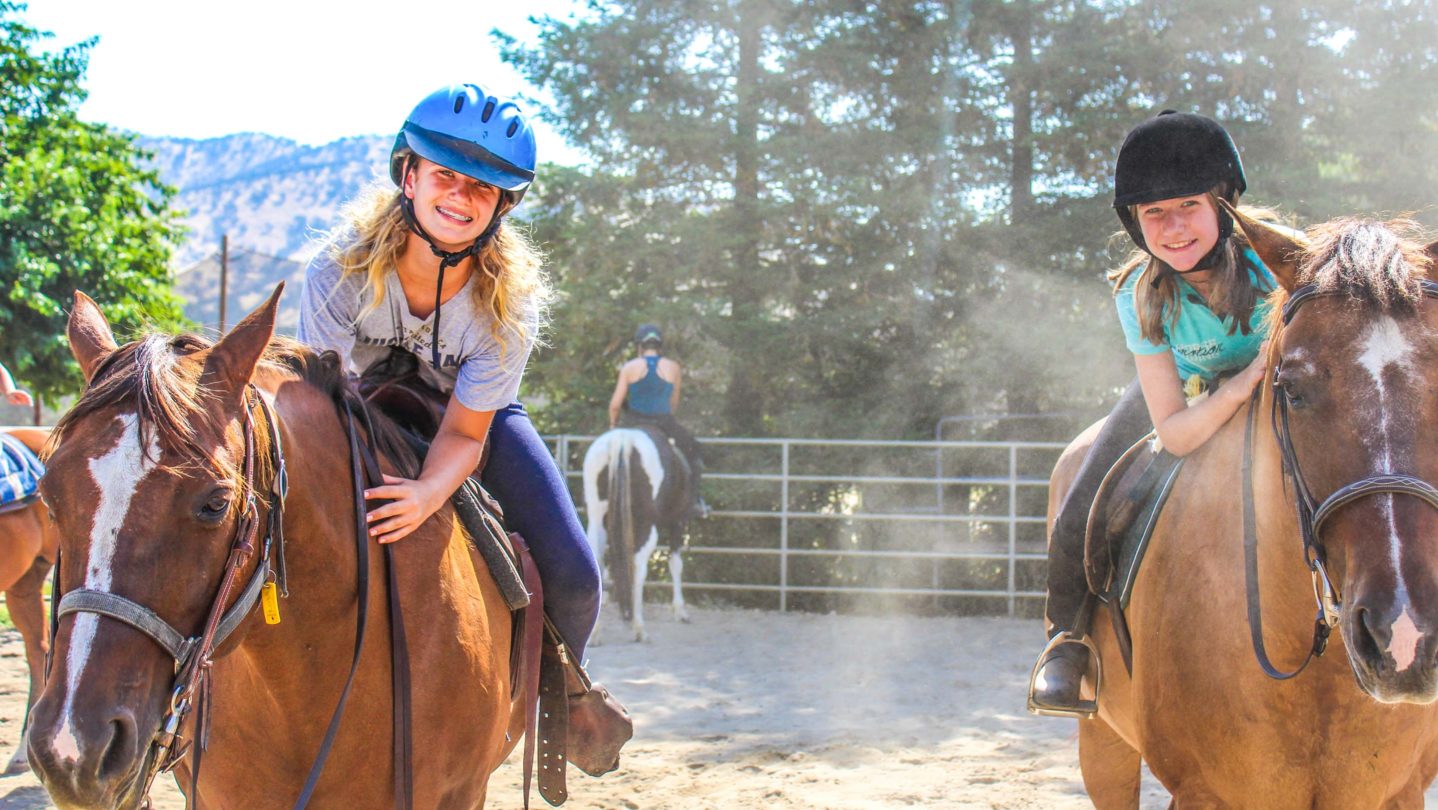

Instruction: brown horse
[26,289,522,808]
[1051,213,1438,808]
[0,427,58,774]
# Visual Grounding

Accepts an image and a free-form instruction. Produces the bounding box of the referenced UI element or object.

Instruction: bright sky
[20,0,592,165]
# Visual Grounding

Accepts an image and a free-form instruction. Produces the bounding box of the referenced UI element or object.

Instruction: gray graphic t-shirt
[297,240,537,412]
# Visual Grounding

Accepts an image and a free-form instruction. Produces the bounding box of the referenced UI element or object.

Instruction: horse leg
[1079,717,1141,810]
[632,528,659,642]
[668,547,690,623]
[585,499,610,647]
[5,558,50,775]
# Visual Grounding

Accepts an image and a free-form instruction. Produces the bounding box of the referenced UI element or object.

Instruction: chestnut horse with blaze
[27,289,523,808]
[1051,212,1438,807]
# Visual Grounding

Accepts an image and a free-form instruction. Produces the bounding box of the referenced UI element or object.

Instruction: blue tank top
[627,356,674,415]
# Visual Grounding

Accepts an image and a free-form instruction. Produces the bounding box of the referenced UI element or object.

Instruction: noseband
[1243,279,1438,679]
[50,386,288,796]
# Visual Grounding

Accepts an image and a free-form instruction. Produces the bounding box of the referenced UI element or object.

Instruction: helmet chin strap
[399,193,504,368]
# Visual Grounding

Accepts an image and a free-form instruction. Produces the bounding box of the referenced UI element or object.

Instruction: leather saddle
[1081,431,1185,672]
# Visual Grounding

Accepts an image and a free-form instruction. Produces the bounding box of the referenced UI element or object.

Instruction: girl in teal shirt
[1030,111,1284,716]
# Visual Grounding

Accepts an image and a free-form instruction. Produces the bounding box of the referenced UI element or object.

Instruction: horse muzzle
[27,692,155,810]
[1344,597,1438,704]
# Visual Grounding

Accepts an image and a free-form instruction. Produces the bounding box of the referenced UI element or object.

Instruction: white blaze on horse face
[1355,316,1420,635]
[49,413,160,765]
[1357,316,1416,434]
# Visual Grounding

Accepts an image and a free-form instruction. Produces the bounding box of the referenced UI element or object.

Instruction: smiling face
[402,157,503,251]
[1136,193,1221,273]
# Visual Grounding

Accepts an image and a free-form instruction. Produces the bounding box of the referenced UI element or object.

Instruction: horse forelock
[1299,218,1429,310]
[50,334,354,499]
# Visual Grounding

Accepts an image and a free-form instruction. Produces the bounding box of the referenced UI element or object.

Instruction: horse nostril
[1353,607,1386,672]
[97,712,138,784]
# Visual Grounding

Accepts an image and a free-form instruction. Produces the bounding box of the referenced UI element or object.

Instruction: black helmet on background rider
[635,324,663,348]
[1113,110,1246,268]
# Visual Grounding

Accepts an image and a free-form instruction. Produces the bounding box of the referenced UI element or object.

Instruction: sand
[0,606,1433,809]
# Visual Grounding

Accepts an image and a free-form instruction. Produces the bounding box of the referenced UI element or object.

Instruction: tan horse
[0,427,57,774]
[26,290,523,808]
[1051,213,1438,808]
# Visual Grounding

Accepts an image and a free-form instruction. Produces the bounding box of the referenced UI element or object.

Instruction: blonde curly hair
[326,180,550,362]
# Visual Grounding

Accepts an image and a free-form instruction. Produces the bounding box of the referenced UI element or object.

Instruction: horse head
[28,287,282,808]
[1235,205,1438,703]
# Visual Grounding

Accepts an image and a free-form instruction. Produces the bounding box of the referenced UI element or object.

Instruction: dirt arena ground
[0,606,1435,809]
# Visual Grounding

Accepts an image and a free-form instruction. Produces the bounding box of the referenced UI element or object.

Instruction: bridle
[50,385,288,798]
[1243,278,1438,679]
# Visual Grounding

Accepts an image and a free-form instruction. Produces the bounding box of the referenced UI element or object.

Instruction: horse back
[3,427,50,457]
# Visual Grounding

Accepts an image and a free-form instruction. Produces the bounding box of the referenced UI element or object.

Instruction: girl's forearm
[419,429,486,500]
[1154,382,1249,456]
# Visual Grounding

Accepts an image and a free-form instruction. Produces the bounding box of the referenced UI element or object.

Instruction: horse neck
[213,376,374,697]
[1246,389,1322,629]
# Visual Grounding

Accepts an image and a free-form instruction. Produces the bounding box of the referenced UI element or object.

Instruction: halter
[51,385,288,797]
[1243,278,1438,679]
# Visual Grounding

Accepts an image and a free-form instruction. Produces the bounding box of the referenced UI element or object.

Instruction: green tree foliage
[505,0,1438,441]
[0,2,186,406]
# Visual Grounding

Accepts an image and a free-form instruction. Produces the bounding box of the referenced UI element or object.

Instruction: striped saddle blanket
[0,433,43,513]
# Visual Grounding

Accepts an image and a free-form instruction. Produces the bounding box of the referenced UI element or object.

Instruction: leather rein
[47,386,413,809]
[1242,279,1438,679]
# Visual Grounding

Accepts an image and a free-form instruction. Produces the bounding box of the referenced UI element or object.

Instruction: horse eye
[1277,380,1308,409]
[197,491,232,522]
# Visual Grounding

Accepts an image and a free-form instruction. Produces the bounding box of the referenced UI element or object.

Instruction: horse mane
[52,333,421,492]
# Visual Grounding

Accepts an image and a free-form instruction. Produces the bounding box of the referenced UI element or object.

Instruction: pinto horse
[1053,213,1438,808]
[0,427,57,774]
[582,427,690,642]
[26,289,522,808]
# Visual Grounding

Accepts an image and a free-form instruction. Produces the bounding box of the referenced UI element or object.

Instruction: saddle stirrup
[1026,631,1103,720]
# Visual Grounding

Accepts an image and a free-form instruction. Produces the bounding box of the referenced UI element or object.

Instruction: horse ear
[202,283,284,400]
[68,291,120,384]
[1220,199,1305,292]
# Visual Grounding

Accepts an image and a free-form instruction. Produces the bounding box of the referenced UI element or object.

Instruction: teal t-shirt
[1114,249,1275,383]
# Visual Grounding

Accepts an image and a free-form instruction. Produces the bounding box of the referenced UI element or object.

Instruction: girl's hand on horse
[1234,340,1270,396]
[364,474,446,543]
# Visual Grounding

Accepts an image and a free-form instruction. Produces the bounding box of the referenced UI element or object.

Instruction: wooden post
[218,234,229,334]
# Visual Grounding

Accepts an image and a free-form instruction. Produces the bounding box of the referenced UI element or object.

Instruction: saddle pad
[1097,440,1185,610]
[0,433,43,510]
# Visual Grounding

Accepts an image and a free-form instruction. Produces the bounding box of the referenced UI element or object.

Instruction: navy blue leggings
[481,403,602,660]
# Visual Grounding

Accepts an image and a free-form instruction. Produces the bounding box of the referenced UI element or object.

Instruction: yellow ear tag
[261,582,282,625]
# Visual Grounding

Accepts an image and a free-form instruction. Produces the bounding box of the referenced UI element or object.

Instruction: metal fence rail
[547,435,1068,616]
[9,422,1065,617]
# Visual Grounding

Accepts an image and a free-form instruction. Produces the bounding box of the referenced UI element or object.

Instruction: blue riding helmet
[389,83,538,211]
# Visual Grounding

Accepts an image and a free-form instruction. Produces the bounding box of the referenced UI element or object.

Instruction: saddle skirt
[0,433,44,514]
[1082,432,1185,670]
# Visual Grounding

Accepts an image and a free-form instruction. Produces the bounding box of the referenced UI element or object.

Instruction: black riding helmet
[1113,111,1246,266]
[635,324,663,348]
